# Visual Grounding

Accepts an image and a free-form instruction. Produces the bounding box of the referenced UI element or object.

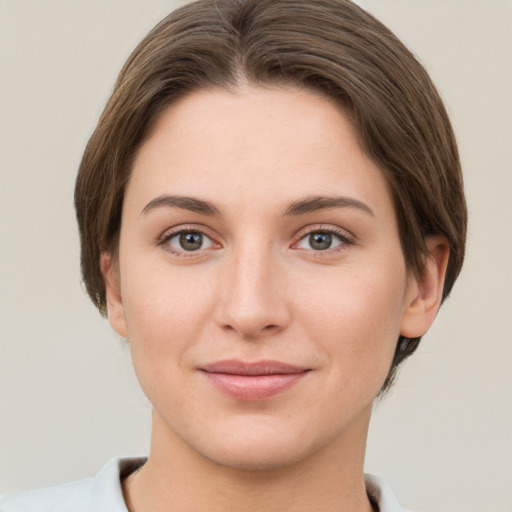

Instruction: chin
[202,441,312,472]
[189,420,338,473]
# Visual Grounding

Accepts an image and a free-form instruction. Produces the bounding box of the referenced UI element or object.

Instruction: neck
[123,407,375,512]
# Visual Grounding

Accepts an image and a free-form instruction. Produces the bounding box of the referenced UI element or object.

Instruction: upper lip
[200,359,309,376]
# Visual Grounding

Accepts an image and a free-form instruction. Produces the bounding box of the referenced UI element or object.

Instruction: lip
[200,359,310,401]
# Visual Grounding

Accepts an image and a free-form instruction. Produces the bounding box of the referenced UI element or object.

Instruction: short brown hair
[74,0,467,391]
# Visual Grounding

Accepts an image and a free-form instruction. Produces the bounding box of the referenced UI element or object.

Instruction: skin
[102,85,448,512]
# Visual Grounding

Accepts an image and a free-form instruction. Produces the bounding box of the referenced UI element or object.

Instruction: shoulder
[0,458,146,512]
[365,474,410,512]
[2,465,408,512]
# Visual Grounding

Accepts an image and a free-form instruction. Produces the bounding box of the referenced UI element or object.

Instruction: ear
[400,236,450,339]
[100,252,128,338]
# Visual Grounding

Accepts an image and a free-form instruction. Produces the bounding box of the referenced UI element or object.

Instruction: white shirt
[0,458,410,512]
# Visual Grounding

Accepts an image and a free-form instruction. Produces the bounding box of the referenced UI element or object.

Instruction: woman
[1,0,466,511]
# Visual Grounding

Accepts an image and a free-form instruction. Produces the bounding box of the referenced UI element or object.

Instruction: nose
[214,242,291,340]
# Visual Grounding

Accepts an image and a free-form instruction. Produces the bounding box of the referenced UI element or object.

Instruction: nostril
[221,322,282,339]
[214,280,292,338]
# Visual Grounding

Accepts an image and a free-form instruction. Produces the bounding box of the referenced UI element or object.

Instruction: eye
[164,230,215,253]
[295,230,350,251]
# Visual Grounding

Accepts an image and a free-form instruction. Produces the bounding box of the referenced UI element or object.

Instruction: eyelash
[293,225,355,253]
[158,224,355,258]
[158,226,220,258]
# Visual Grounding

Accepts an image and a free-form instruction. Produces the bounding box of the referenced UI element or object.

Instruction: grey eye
[179,232,203,251]
[308,232,332,250]
[167,231,214,252]
[297,231,345,251]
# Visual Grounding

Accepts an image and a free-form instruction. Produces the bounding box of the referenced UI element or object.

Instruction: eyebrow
[283,195,375,217]
[140,194,374,218]
[141,195,221,216]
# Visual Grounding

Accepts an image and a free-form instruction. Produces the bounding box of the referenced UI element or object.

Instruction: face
[104,85,439,471]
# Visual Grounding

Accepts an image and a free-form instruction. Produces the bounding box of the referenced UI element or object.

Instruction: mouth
[199,359,311,401]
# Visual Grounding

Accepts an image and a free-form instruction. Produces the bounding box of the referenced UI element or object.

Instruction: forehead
[126,85,394,222]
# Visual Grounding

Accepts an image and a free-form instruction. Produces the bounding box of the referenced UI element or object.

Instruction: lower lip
[202,372,308,401]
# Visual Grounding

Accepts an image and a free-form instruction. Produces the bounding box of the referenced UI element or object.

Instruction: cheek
[119,258,217,386]
[294,262,407,383]
[122,254,217,326]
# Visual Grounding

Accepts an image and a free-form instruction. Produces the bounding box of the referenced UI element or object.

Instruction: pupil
[310,232,332,250]
[179,232,202,251]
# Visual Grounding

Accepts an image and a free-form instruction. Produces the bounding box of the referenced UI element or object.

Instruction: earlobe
[100,252,128,338]
[400,236,450,339]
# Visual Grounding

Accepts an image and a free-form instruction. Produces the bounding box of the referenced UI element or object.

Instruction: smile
[200,360,310,401]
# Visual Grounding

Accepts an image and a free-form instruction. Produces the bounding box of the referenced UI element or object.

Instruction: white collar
[1,458,410,512]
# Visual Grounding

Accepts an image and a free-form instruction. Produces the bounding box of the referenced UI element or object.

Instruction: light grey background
[1,1,511,511]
